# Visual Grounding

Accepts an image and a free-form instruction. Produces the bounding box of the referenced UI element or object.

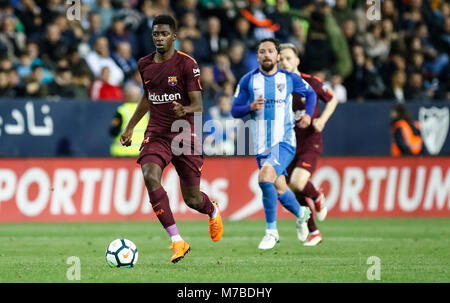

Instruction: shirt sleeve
[291,73,317,117]
[184,57,202,92]
[231,74,252,118]
[309,75,334,103]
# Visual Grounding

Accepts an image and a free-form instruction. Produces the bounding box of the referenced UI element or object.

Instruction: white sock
[266,229,278,235]
[171,235,183,242]
[210,204,218,218]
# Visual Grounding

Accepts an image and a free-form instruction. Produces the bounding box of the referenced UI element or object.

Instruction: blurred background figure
[390,104,423,156]
[109,85,148,157]
[203,93,237,156]
[89,66,123,101]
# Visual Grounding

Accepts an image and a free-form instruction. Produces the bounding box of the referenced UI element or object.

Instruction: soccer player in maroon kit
[120,15,223,263]
[279,43,338,246]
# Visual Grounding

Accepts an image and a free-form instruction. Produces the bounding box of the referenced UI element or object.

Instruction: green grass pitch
[0,218,449,283]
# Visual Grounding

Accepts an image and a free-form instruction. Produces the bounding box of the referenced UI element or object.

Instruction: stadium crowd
[0,0,448,108]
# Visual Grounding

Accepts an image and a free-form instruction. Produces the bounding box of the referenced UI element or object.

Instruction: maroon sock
[147,186,175,229]
[302,181,319,201]
[295,193,307,206]
[197,192,215,217]
[307,217,318,233]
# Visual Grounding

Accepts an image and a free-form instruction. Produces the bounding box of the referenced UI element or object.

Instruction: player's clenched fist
[120,129,133,146]
[295,113,311,128]
[172,101,187,117]
[250,95,265,111]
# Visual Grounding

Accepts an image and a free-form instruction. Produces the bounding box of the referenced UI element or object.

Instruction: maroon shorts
[286,148,321,179]
[137,135,203,187]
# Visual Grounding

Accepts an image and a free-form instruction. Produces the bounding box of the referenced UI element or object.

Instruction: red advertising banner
[0,157,449,222]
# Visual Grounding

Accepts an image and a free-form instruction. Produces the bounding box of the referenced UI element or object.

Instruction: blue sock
[259,182,278,230]
[279,189,302,218]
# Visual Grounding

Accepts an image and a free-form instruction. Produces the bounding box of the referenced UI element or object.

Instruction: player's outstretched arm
[120,94,149,146]
[313,95,338,132]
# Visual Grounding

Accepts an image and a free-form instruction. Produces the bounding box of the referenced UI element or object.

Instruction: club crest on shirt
[277,83,285,93]
[168,76,177,86]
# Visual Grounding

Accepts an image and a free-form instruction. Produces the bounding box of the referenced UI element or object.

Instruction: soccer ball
[105,238,138,268]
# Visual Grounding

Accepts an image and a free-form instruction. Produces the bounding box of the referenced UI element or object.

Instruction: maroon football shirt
[138,50,202,138]
[292,73,334,152]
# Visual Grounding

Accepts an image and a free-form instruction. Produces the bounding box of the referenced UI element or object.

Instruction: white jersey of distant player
[249,70,296,155]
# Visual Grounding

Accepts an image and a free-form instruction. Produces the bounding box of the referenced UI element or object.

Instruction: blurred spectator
[124,69,143,95]
[91,0,114,32]
[87,11,104,48]
[301,11,335,75]
[266,0,293,42]
[123,84,142,103]
[212,52,235,86]
[105,16,138,58]
[112,41,138,79]
[48,67,76,98]
[199,65,221,106]
[135,0,159,58]
[384,69,407,103]
[84,36,124,86]
[341,19,359,50]
[228,40,248,81]
[203,93,237,155]
[109,85,148,157]
[222,80,235,97]
[0,56,12,70]
[344,45,364,101]
[67,46,94,81]
[288,19,306,54]
[20,64,48,97]
[152,0,175,16]
[382,0,400,30]
[174,0,200,20]
[390,104,423,156]
[0,68,16,97]
[241,0,277,41]
[178,38,195,56]
[364,23,390,61]
[178,11,201,40]
[229,16,257,53]
[89,66,124,101]
[0,15,26,62]
[41,0,66,27]
[324,74,347,103]
[363,57,386,100]
[408,51,425,74]
[53,13,79,45]
[39,23,69,71]
[405,72,430,101]
[7,68,21,97]
[201,16,229,63]
[14,0,43,38]
[332,0,355,26]
[71,69,92,100]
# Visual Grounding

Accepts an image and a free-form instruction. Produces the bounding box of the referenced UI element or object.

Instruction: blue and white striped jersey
[232,67,317,156]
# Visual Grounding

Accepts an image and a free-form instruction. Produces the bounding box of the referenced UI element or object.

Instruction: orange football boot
[209,202,223,242]
[170,240,191,263]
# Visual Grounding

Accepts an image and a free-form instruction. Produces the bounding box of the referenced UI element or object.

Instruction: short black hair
[152,15,177,32]
[256,38,280,53]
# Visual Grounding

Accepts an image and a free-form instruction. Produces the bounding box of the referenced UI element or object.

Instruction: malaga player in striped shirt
[231,38,318,250]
